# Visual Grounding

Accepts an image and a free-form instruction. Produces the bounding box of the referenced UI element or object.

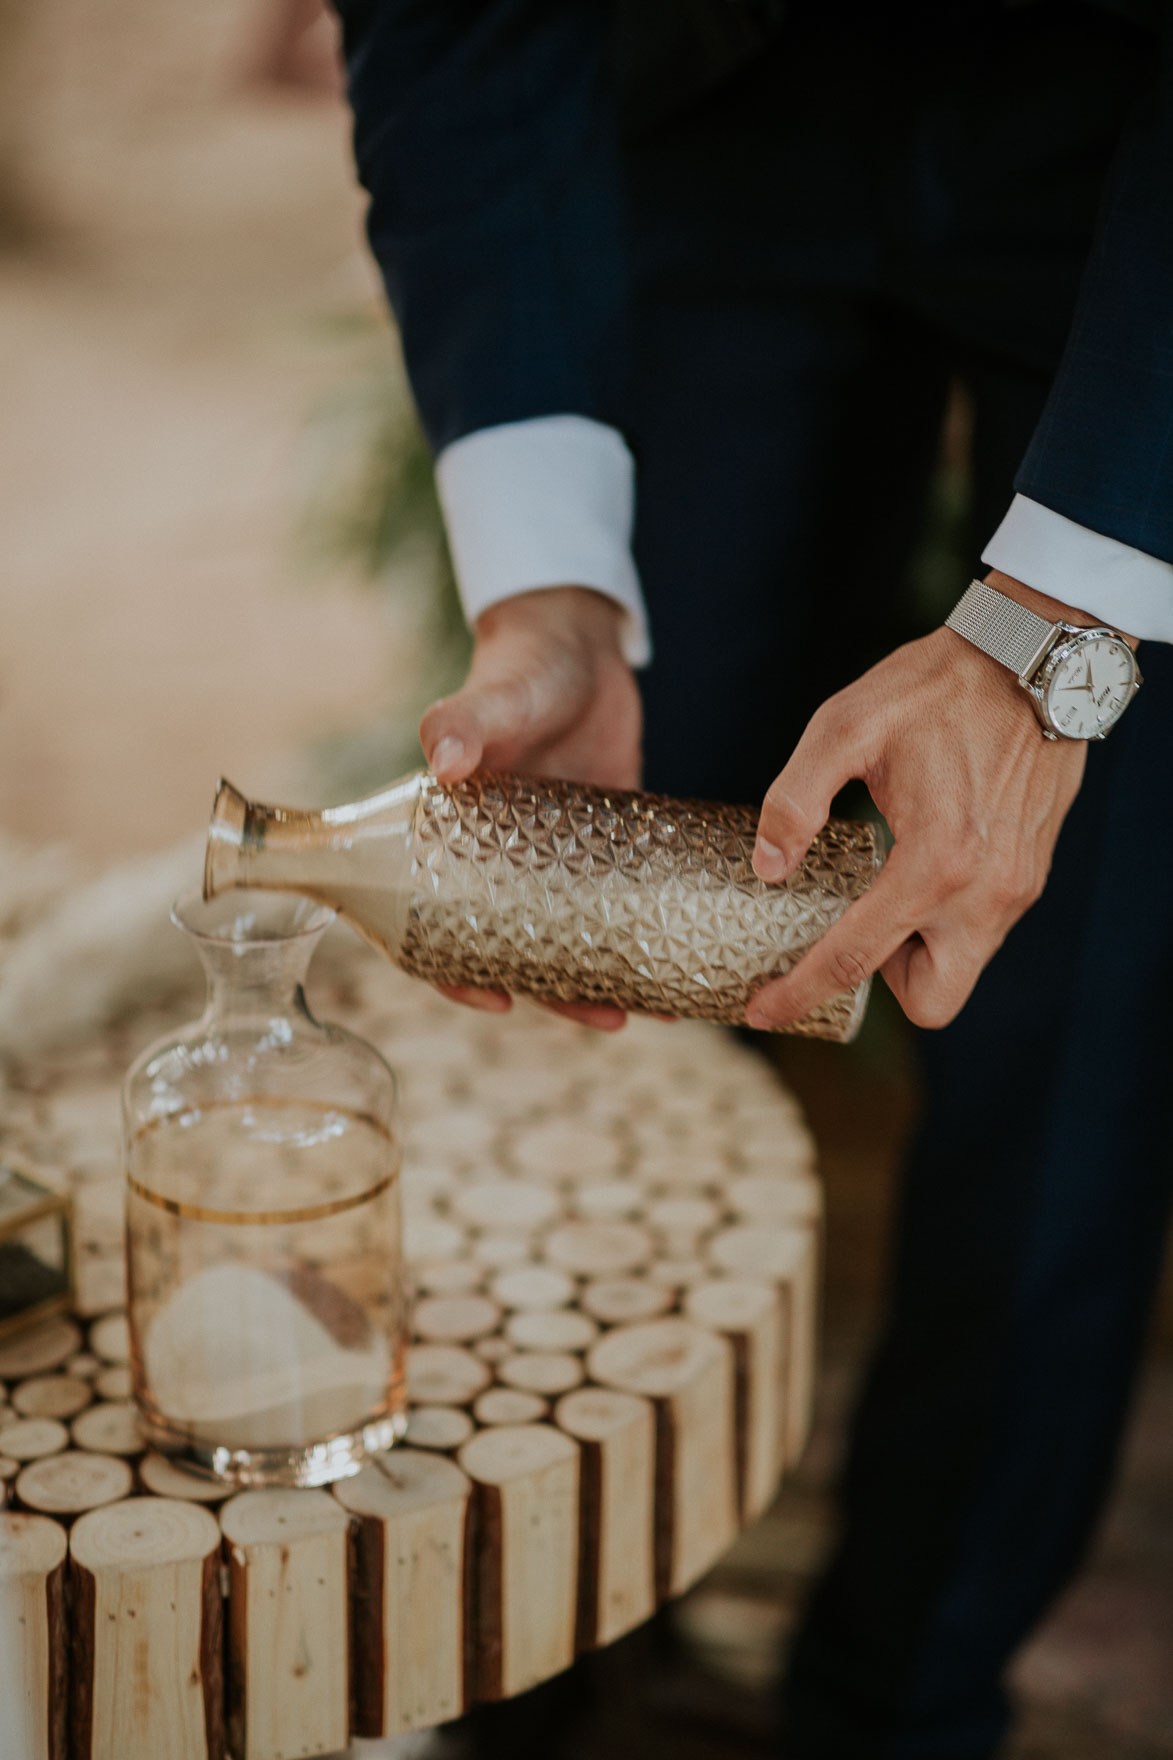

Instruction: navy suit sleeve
[1017,3,1173,562]
[334,0,628,455]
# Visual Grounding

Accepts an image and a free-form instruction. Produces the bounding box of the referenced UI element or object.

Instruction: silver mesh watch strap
[945,578,1058,680]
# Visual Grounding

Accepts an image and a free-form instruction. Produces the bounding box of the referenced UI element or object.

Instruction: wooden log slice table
[0,952,820,1760]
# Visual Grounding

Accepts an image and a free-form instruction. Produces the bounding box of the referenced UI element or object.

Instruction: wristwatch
[946,577,1142,741]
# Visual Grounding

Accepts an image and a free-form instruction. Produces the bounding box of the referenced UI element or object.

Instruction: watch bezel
[1022,624,1141,742]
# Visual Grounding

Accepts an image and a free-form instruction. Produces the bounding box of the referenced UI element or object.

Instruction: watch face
[1044,634,1136,739]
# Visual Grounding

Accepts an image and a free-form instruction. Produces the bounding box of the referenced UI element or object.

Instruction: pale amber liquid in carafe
[126,1099,406,1482]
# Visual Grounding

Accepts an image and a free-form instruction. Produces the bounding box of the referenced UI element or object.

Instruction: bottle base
[139,1405,409,1489]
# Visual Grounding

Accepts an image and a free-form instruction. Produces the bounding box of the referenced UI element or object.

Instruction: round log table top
[0,949,819,1760]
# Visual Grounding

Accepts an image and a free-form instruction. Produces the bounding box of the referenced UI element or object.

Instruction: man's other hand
[419,585,642,1030]
[746,592,1089,1032]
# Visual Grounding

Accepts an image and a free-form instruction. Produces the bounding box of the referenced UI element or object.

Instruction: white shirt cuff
[982,495,1173,643]
[434,415,651,666]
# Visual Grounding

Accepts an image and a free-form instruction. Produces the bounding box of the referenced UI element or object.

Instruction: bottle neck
[197,942,317,1023]
[203,773,423,959]
[173,893,333,1024]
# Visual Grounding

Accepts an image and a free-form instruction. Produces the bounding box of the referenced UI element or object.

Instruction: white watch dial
[1044,635,1136,739]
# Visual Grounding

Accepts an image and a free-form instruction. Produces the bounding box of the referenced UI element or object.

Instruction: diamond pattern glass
[397,775,883,1042]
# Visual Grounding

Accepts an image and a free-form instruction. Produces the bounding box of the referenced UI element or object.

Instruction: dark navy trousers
[626,12,1173,1757]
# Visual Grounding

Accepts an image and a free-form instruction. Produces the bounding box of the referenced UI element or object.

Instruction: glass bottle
[122,891,406,1488]
[205,770,883,1042]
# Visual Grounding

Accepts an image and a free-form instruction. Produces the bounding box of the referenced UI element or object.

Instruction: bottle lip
[172,889,335,947]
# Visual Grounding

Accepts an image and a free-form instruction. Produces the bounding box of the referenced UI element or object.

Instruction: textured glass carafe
[122,891,406,1487]
[205,771,884,1042]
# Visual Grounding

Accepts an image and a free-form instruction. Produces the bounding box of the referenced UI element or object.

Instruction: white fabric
[983,495,1173,643]
[435,415,651,666]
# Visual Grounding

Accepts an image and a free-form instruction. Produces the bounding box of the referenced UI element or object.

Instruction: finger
[435,983,513,1014]
[745,857,923,1029]
[753,701,869,882]
[880,917,1000,1031]
[421,668,559,783]
[536,999,628,1032]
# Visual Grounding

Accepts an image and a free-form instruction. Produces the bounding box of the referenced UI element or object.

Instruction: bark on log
[220,1488,350,1760]
[334,1449,471,1738]
[0,1511,68,1760]
[684,1279,786,1521]
[707,1223,817,1465]
[554,1387,655,1650]
[69,1496,224,1760]
[588,1319,737,1599]
[459,1425,579,1701]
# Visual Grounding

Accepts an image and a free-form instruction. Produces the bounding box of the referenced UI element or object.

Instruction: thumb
[753,705,862,881]
[419,673,544,783]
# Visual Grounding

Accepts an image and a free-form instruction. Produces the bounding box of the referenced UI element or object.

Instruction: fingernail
[753,837,788,881]
[431,735,466,776]
[745,1001,774,1031]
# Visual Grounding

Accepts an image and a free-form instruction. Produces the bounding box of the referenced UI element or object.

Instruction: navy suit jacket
[336,0,1173,565]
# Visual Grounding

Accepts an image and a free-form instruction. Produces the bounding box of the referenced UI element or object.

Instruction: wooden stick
[487,1265,574,1311]
[544,1221,652,1278]
[70,1402,142,1458]
[138,1454,227,1506]
[0,1420,69,1463]
[473,1389,548,1428]
[220,1488,350,1760]
[498,1352,584,1397]
[0,1319,82,1380]
[406,1345,491,1408]
[554,1388,655,1651]
[411,1296,502,1344]
[70,1496,224,1760]
[505,1310,598,1353]
[414,1261,484,1297]
[587,1319,737,1599]
[451,1181,560,1232]
[707,1223,818,1466]
[0,1511,68,1760]
[571,1180,643,1221]
[645,1196,721,1240]
[93,1367,133,1403]
[726,1172,822,1225]
[473,1336,514,1364]
[684,1279,786,1521]
[459,1425,579,1701]
[14,1453,134,1518]
[470,1234,531,1269]
[403,1407,475,1452]
[334,1449,472,1738]
[580,1279,673,1326]
[12,1377,93,1421]
[87,1316,129,1367]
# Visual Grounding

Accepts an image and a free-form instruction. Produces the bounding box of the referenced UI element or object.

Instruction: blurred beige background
[0,0,407,860]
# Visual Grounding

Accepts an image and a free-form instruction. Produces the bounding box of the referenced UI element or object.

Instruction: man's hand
[421,586,642,792]
[746,575,1095,1032]
[419,585,642,1029]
